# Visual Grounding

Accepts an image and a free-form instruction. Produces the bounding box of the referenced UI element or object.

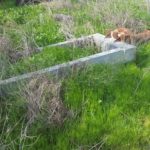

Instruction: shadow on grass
[0,0,16,9]
[136,43,150,68]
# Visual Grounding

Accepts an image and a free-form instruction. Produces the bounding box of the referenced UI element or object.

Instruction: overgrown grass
[0,4,64,47]
[2,46,97,79]
[136,43,150,68]
[0,0,150,150]
[1,64,150,149]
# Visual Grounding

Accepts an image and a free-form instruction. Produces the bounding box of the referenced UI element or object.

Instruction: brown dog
[105,28,132,44]
[106,28,150,45]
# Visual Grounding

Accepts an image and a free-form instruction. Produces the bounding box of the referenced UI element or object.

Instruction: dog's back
[106,28,150,45]
[131,30,150,45]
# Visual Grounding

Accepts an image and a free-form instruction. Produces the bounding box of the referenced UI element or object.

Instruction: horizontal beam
[0,47,136,86]
[38,33,106,51]
[37,33,136,53]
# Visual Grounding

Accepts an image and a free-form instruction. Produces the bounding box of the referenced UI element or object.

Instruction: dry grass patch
[88,0,147,32]
[23,77,70,126]
[54,13,75,40]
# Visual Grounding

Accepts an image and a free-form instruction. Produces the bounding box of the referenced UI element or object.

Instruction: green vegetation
[0,0,150,150]
[3,46,97,79]
[137,43,150,68]
[0,4,64,47]
[1,62,150,150]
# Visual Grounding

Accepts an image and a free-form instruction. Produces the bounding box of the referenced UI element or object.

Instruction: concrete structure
[38,33,112,52]
[0,34,136,86]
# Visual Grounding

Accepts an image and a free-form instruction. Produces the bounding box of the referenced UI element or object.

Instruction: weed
[0,0,150,149]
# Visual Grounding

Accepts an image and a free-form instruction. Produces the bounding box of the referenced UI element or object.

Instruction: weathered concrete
[37,33,133,52]
[38,33,106,51]
[0,45,136,86]
[0,33,136,87]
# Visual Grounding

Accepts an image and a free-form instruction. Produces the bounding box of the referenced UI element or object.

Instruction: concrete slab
[37,33,135,52]
[0,33,136,88]
[38,33,106,51]
[0,46,136,86]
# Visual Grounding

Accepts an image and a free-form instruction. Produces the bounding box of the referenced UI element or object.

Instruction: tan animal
[105,28,132,43]
[105,28,150,45]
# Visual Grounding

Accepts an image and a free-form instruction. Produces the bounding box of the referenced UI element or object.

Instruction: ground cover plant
[0,0,150,149]
[2,46,98,79]
[1,62,150,150]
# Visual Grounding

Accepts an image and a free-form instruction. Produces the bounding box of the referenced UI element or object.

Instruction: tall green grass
[3,46,97,79]
[1,64,150,149]
[0,0,150,149]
